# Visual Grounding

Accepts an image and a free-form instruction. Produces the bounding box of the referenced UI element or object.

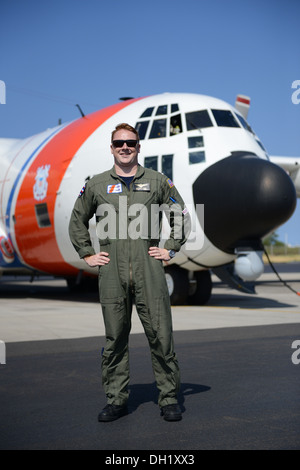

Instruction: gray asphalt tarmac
[0,264,300,451]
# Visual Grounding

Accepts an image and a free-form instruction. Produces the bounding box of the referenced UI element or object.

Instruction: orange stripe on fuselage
[14,98,142,275]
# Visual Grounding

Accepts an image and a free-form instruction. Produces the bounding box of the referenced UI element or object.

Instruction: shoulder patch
[78,185,86,197]
[166,178,174,188]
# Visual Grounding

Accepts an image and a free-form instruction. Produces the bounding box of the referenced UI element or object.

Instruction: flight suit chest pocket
[131,186,159,206]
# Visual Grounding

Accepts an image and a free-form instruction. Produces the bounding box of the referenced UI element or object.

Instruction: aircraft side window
[140,107,154,118]
[234,113,254,134]
[186,110,213,130]
[212,109,240,128]
[189,151,205,165]
[156,105,168,115]
[149,119,167,139]
[135,121,149,140]
[144,156,158,171]
[171,103,179,113]
[162,154,173,180]
[170,114,182,136]
[188,136,204,148]
[256,139,268,154]
[35,203,51,228]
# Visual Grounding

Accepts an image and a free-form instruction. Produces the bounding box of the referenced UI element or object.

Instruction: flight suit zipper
[128,179,134,295]
[119,175,135,296]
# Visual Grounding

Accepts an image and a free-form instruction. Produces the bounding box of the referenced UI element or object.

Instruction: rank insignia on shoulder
[166,178,174,188]
[78,185,86,197]
[133,183,150,191]
[107,183,122,194]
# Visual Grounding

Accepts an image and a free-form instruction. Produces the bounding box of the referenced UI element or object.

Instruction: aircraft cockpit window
[188,136,204,148]
[189,151,205,165]
[137,104,182,140]
[149,119,167,139]
[135,121,149,140]
[162,154,173,180]
[156,105,168,115]
[212,109,240,128]
[234,113,254,134]
[144,156,158,171]
[186,110,213,130]
[170,114,182,136]
[256,139,267,153]
[140,107,154,118]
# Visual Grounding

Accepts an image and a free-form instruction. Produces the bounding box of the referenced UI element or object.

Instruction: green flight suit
[69,164,190,408]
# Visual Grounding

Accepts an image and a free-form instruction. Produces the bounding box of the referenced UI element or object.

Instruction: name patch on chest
[133,183,150,191]
[107,183,122,194]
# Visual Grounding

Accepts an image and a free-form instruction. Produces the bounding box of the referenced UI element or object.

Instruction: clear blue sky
[1,0,299,245]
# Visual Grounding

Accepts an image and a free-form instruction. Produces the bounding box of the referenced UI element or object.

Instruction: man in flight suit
[69,123,190,422]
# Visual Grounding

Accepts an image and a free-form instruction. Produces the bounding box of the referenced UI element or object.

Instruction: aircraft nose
[192,152,297,253]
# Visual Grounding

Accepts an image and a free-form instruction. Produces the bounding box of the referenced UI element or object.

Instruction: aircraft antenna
[75,104,85,117]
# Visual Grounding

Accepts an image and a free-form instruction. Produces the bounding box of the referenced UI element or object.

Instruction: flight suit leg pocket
[98,265,124,303]
[101,296,130,342]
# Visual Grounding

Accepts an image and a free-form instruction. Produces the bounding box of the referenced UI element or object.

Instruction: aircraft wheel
[165,265,189,305]
[188,270,212,305]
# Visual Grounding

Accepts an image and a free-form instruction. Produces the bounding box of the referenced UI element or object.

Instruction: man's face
[111,129,140,169]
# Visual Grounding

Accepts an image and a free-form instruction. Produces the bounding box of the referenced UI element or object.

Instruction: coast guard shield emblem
[33,165,51,201]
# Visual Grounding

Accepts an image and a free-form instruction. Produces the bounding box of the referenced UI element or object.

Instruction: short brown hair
[111,123,140,142]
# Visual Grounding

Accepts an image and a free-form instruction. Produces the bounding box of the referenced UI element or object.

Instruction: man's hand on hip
[84,252,110,267]
[148,246,171,261]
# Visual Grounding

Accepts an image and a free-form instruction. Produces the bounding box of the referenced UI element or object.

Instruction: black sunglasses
[112,139,138,148]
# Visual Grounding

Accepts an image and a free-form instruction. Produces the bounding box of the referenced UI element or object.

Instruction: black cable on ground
[263,247,300,297]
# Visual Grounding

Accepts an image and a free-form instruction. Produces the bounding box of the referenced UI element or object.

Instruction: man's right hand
[83,252,110,267]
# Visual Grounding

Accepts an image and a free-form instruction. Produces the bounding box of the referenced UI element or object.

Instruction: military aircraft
[0,92,299,304]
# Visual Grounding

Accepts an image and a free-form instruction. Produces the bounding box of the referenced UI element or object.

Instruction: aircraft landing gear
[165,265,189,305]
[164,265,212,306]
[66,275,98,292]
[188,270,212,305]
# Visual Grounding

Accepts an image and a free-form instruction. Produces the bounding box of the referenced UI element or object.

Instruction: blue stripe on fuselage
[3,126,65,268]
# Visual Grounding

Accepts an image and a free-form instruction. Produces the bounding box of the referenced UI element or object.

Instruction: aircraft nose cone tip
[193,153,297,253]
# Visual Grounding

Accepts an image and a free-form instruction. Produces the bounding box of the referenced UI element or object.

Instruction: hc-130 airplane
[0,92,299,305]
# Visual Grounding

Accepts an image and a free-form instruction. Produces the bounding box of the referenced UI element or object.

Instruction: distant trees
[263,232,285,247]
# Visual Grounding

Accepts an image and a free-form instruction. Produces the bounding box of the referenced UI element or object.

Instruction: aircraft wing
[269,156,300,197]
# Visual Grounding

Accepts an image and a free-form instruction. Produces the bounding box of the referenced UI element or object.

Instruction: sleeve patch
[166,178,174,188]
[78,185,86,197]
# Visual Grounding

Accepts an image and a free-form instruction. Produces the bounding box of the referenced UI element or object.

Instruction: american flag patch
[167,178,174,188]
[107,183,122,194]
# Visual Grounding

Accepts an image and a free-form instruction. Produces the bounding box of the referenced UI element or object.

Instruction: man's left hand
[148,246,171,261]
